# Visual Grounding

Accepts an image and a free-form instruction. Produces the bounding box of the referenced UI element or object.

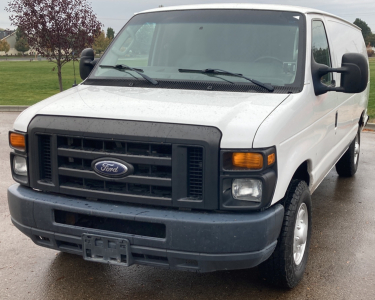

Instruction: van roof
[138,3,360,30]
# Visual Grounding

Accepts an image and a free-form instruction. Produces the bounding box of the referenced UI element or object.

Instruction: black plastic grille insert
[188,147,203,199]
[39,135,52,183]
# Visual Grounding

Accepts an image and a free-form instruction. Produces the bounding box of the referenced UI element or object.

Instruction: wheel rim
[354,134,360,165]
[293,203,308,265]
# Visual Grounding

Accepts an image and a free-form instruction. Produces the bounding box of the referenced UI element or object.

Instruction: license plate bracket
[82,234,132,266]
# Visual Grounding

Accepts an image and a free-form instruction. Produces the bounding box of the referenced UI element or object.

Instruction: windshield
[90,9,306,92]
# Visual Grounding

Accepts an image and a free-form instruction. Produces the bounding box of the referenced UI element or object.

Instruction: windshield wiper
[179,68,274,92]
[100,64,158,85]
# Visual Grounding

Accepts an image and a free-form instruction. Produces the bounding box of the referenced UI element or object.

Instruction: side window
[312,20,332,85]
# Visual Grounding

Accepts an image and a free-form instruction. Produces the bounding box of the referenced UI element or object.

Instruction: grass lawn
[0,61,82,105]
[367,57,375,121]
[1,59,375,120]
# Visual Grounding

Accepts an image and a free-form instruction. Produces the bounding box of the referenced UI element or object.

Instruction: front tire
[259,180,312,288]
[335,130,360,177]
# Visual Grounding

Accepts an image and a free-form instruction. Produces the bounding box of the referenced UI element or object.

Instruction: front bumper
[8,184,284,272]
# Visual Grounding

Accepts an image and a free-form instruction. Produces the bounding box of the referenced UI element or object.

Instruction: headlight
[13,156,28,176]
[232,178,262,202]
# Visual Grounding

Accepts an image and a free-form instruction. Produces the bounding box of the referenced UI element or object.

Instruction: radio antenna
[72,51,77,87]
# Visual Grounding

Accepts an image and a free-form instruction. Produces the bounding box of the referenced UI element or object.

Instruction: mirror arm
[312,60,350,95]
[83,58,98,66]
[318,66,349,77]
[326,86,345,92]
[92,58,99,66]
[312,53,368,96]
[83,59,93,65]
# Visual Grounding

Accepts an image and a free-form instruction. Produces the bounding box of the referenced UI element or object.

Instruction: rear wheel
[259,180,312,288]
[335,130,360,177]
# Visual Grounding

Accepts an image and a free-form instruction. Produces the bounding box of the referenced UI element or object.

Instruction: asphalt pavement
[1,112,375,300]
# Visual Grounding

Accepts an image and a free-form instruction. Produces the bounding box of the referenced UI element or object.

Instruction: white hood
[14,85,289,148]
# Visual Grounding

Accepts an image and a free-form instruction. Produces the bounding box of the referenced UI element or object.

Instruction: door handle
[335,111,338,128]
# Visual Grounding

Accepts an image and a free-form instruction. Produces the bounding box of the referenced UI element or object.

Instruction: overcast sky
[1,0,375,35]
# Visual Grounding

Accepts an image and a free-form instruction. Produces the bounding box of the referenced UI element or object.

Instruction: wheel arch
[358,110,367,131]
[275,160,313,205]
[291,160,312,189]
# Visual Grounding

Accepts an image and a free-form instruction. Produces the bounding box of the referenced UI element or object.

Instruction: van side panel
[253,15,369,206]
[325,18,370,131]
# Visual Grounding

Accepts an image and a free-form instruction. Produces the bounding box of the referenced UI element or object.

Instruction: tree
[15,38,29,54]
[15,27,29,54]
[107,27,115,40]
[367,34,375,47]
[93,30,111,55]
[15,26,26,41]
[353,18,373,43]
[6,0,102,92]
[0,39,10,53]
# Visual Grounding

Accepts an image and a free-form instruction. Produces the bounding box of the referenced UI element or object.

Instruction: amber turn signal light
[9,132,26,151]
[267,153,276,166]
[232,152,263,169]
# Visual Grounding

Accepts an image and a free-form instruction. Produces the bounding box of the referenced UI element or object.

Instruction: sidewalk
[0,105,29,112]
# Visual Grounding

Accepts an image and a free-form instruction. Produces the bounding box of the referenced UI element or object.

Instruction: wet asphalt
[1,112,375,300]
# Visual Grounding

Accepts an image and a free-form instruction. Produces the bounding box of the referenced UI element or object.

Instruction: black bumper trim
[12,217,278,272]
[8,184,284,272]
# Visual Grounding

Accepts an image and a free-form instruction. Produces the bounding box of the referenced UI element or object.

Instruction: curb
[0,105,29,112]
[366,123,375,130]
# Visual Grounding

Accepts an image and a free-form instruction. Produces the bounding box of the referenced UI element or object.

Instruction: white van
[8,4,369,288]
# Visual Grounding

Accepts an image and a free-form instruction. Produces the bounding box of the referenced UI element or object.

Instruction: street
[1,112,375,299]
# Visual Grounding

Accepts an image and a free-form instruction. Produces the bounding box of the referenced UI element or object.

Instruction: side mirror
[311,53,368,96]
[79,48,99,80]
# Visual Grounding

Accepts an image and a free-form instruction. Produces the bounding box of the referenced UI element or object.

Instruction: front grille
[55,136,173,202]
[188,147,203,199]
[58,136,172,157]
[59,176,172,198]
[28,117,221,210]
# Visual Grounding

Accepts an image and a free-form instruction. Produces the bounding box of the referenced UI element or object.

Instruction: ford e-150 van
[8,4,369,288]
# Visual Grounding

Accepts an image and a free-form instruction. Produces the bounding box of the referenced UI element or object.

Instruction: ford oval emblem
[92,159,133,178]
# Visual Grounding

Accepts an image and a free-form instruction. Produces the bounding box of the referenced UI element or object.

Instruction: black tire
[335,130,360,177]
[259,180,312,289]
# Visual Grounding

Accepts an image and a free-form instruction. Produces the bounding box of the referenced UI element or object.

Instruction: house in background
[0,30,39,56]
[0,31,19,55]
[0,29,14,39]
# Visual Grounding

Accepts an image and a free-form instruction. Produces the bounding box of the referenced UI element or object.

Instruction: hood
[14,85,289,148]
